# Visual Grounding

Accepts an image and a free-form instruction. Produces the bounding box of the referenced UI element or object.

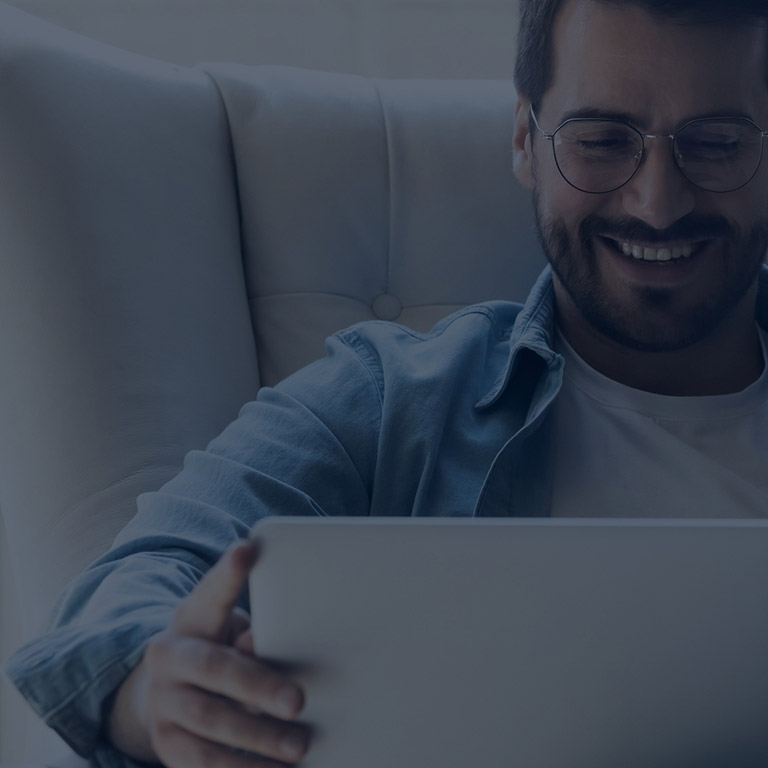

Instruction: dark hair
[513,0,768,111]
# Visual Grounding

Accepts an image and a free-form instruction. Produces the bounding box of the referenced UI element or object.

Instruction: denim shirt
[7,264,768,767]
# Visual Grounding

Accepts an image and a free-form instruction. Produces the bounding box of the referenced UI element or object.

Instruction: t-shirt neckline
[555,325,768,422]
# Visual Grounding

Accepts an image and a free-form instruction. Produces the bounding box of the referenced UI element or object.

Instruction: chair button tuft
[372,293,402,321]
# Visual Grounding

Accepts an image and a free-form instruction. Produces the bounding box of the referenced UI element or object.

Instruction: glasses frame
[529,105,768,194]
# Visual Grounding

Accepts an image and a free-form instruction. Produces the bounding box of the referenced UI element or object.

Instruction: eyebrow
[558,106,756,129]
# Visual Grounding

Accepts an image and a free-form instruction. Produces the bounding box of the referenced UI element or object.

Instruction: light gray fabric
[205,64,542,384]
[0,2,541,762]
[549,326,768,517]
[0,0,257,720]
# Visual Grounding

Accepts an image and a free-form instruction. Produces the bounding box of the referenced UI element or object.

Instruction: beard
[532,188,768,352]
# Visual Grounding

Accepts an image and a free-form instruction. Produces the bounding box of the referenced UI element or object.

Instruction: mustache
[579,214,735,248]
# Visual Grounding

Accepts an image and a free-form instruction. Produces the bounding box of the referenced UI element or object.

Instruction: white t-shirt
[549,327,768,518]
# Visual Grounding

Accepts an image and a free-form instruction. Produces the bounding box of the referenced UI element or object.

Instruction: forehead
[545,0,768,129]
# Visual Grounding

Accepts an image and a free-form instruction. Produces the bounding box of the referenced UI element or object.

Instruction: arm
[4,333,383,767]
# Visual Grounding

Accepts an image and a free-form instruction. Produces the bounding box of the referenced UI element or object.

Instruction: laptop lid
[249,517,768,768]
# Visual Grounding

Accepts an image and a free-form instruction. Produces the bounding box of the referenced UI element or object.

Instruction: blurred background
[3,0,520,76]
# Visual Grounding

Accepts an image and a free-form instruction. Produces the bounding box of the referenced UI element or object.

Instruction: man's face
[513,0,768,352]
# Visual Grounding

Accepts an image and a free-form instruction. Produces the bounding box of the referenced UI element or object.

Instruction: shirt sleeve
[3,331,383,765]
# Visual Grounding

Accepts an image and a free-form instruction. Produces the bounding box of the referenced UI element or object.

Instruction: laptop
[248,517,768,768]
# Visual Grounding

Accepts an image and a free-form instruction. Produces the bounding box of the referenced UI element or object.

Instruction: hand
[106,539,310,767]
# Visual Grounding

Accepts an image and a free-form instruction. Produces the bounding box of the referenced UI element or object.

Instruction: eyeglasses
[529,106,768,194]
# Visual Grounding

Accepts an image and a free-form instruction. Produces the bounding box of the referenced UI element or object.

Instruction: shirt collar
[475,265,560,409]
[475,262,768,411]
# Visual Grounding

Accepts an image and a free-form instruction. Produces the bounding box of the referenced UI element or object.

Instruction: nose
[618,138,696,230]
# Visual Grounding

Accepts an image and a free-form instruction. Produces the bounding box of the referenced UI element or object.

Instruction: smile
[600,236,709,263]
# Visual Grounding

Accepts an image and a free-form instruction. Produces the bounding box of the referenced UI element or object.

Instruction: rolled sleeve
[3,331,383,762]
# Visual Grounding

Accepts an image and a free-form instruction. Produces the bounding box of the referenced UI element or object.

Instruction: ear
[513,97,534,190]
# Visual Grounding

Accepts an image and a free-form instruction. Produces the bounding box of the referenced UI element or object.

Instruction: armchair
[0,1,541,763]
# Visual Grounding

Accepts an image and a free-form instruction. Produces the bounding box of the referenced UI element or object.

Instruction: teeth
[617,240,697,262]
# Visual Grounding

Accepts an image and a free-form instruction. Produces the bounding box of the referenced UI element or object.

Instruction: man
[7,0,768,766]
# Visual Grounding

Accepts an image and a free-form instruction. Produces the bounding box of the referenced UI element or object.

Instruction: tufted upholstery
[208,63,543,382]
[0,0,542,762]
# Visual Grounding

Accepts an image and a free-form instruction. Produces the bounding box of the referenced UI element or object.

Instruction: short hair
[513,0,768,111]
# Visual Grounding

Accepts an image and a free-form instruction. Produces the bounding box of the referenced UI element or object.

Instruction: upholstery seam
[249,292,514,342]
[198,66,262,362]
[370,79,393,294]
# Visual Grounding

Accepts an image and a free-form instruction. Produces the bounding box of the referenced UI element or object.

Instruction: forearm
[5,335,378,760]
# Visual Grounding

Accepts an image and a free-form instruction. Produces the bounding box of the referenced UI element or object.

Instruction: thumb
[171,538,259,640]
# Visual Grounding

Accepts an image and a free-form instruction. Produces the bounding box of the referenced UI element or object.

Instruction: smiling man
[511,0,768,519]
[6,1,768,767]
[514,0,768,397]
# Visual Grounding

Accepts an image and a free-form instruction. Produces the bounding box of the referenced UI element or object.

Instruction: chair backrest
[205,64,543,385]
[0,1,542,761]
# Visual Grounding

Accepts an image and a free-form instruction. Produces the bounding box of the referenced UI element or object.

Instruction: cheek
[721,159,768,225]
[716,191,768,233]
[532,146,617,231]
[749,180,768,222]
[535,175,600,230]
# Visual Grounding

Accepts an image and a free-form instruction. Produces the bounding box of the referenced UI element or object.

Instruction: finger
[224,607,252,647]
[156,636,304,720]
[155,721,292,768]
[234,628,255,656]
[232,606,251,632]
[172,539,259,639]
[167,685,309,763]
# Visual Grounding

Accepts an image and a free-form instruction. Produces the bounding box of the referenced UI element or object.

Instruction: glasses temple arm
[529,107,554,141]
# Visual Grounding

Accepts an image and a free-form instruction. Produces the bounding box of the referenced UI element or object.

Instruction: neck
[554,286,764,397]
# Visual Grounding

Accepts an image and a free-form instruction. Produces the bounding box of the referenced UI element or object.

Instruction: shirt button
[371,293,402,321]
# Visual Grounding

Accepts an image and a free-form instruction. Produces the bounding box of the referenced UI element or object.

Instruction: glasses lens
[675,118,764,192]
[553,120,642,193]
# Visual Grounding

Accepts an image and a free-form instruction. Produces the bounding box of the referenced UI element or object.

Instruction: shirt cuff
[4,619,167,763]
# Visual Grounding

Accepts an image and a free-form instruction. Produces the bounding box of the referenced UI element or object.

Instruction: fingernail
[275,685,302,717]
[280,732,306,760]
